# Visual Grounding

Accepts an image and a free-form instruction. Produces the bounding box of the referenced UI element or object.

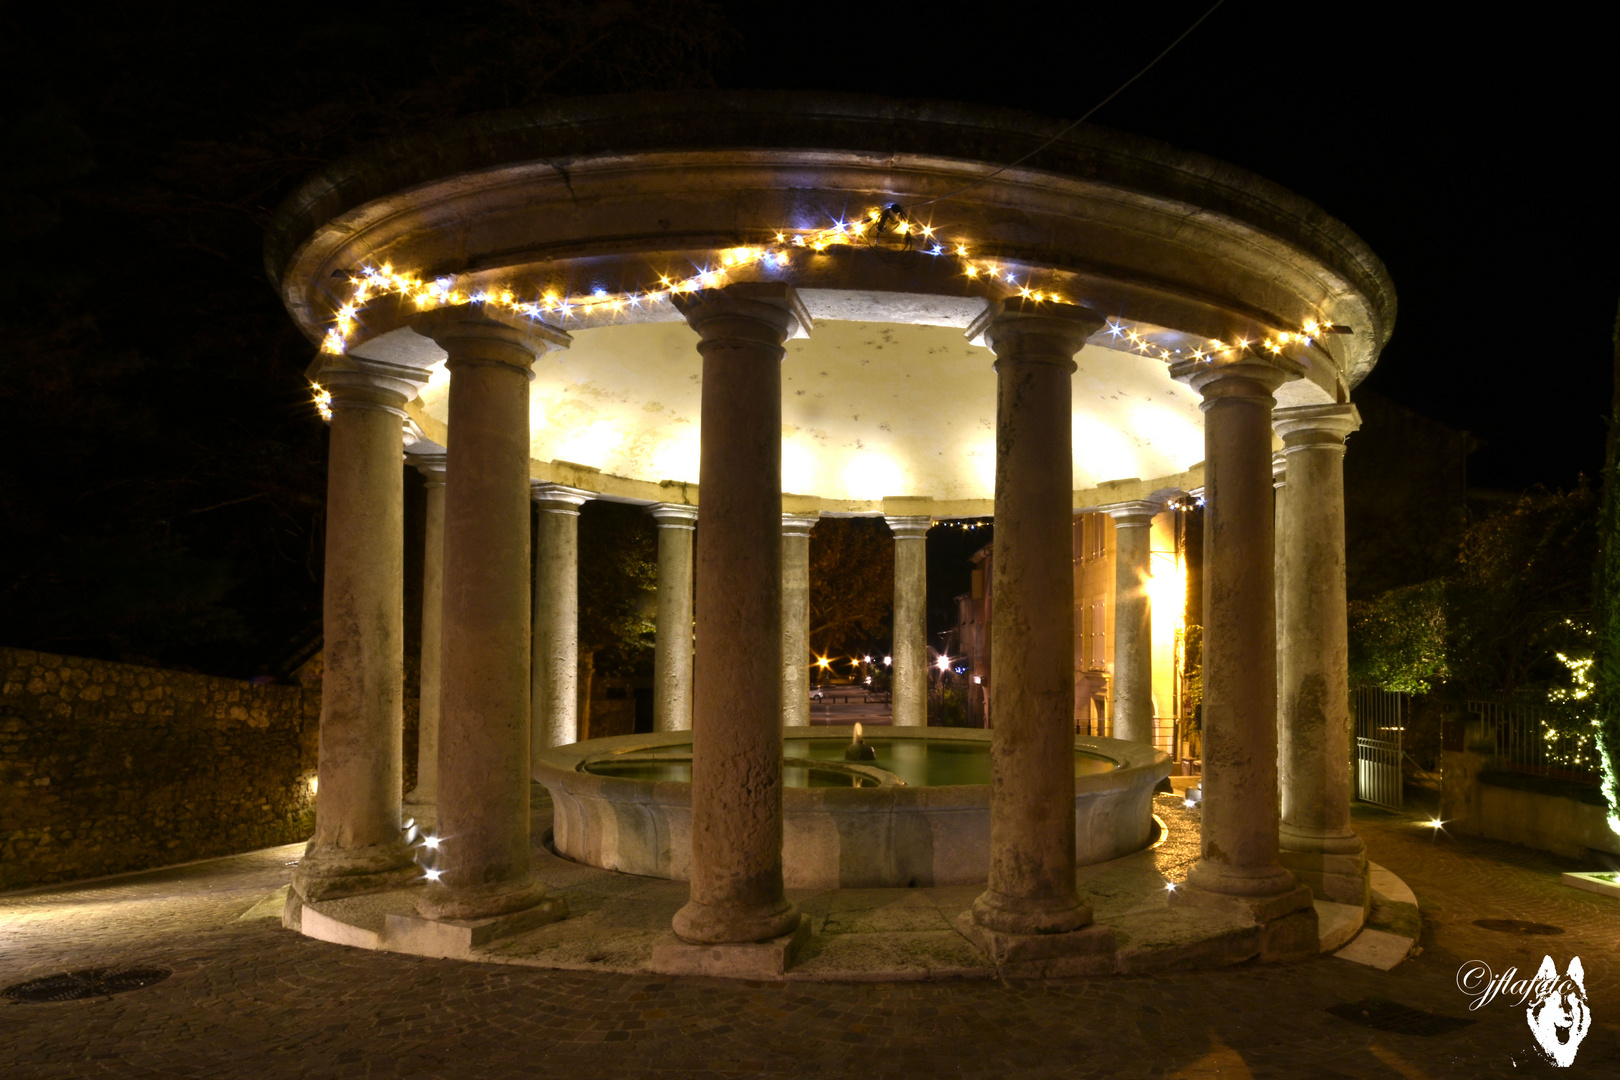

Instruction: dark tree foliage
[1445,485,1597,695]
[807,518,893,658]
[1593,301,1620,825]
[577,502,658,680]
[0,3,736,674]
[1349,485,1597,697]
[1348,581,1449,695]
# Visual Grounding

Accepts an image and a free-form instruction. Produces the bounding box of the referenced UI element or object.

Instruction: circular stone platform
[280,792,1409,981]
[536,726,1170,889]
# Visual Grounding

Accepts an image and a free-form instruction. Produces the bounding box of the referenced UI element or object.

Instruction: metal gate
[1352,687,1405,809]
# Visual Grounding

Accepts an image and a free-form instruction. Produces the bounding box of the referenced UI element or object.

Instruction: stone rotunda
[267,91,1395,973]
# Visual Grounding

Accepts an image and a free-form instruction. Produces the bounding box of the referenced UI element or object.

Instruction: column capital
[530,482,595,515]
[781,512,820,539]
[407,446,449,484]
[1272,451,1288,488]
[648,503,699,530]
[883,514,931,540]
[674,282,812,345]
[314,352,436,417]
[1273,403,1362,449]
[966,299,1107,371]
[1168,357,1303,404]
[412,307,570,379]
[1098,500,1163,527]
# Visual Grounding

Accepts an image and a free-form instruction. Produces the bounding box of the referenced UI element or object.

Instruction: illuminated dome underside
[416,317,1207,503]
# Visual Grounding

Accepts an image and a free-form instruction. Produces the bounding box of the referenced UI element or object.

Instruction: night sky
[721,1,1620,491]
[3,3,1615,672]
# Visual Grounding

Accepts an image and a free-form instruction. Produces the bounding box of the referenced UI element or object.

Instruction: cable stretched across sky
[907,0,1228,212]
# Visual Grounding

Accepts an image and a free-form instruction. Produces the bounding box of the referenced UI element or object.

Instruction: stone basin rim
[535,725,1170,812]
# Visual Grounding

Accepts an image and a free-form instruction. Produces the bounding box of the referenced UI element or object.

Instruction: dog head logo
[1525,955,1591,1067]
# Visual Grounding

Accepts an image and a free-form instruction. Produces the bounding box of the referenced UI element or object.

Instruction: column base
[969,888,1094,936]
[1169,881,1318,961]
[417,874,551,922]
[385,898,568,959]
[1280,849,1370,907]
[671,896,801,945]
[954,911,1117,976]
[651,914,811,979]
[291,839,422,903]
[1185,857,1297,900]
[401,792,437,835]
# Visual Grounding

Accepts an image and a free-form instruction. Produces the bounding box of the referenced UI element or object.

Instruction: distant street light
[883,655,892,666]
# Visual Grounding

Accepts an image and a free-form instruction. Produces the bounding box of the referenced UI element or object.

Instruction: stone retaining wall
[0,647,320,890]
[1440,722,1619,859]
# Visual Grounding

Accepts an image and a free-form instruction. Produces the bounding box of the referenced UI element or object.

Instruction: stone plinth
[385,900,568,960]
[650,915,811,979]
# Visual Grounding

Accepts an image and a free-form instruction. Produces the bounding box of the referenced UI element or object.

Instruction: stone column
[404,449,447,831]
[1104,501,1159,746]
[1273,451,1287,708]
[531,483,593,757]
[1274,404,1367,905]
[1167,356,1315,956]
[415,309,568,924]
[885,515,931,728]
[961,299,1114,969]
[649,504,699,733]
[667,283,810,954]
[293,353,433,903]
[781,513,819,729]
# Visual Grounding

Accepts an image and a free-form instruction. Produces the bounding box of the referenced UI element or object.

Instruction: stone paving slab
[5,797,1619,1076]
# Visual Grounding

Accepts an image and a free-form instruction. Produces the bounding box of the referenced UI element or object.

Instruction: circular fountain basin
[536,726,1171,889]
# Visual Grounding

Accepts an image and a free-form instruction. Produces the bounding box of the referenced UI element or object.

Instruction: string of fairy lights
[308,203,1338,418]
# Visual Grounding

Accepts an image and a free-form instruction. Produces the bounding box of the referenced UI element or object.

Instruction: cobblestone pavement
[2,795,1617,1078]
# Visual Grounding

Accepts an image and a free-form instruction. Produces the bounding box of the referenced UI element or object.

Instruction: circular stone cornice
[267,90,1395,388]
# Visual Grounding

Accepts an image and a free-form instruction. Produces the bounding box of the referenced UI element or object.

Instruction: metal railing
[1352,687,1405,809]
[1071,716,1179,759]
[1152,717,1177,758]
[1465,697,1601,781]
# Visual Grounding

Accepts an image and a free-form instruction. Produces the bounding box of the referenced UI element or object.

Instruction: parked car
[809,687,824,701]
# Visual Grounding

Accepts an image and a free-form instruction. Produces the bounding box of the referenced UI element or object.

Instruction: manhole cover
[3,968,171,1003]
[1328,998,1476,1037]
[1472,918,1564,935]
